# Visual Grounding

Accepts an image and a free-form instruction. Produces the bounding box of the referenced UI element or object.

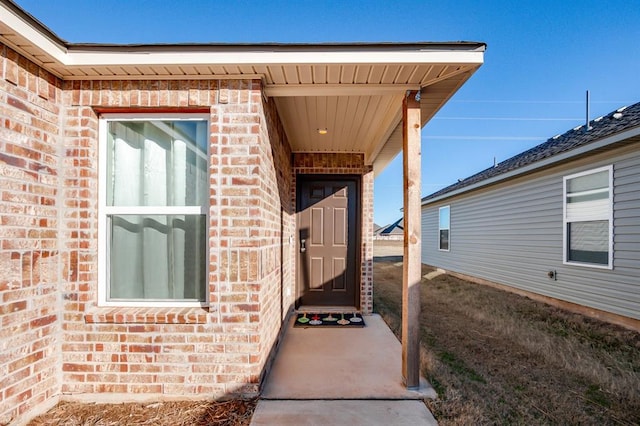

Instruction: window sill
[563,260,613,270]
[84,307,211,324]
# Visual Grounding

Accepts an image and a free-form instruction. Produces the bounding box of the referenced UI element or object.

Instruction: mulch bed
[27,399,257,426]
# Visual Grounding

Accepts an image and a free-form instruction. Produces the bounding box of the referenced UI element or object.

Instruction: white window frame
[438,205,451,252]
[98,113,210,307]
[562,165,613,270]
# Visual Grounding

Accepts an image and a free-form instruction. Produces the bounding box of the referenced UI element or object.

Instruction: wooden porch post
[402,90,422,389]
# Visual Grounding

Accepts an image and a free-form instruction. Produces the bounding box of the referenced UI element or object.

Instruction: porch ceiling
[0,0,485,175]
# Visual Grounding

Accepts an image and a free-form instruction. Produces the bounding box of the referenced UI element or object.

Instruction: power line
[451,100,633,104]
[424,136,544,140]
[434,117,581,121]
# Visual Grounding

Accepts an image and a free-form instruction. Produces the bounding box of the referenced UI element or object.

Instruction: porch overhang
[1,0,486,394]
[0,0,485,176]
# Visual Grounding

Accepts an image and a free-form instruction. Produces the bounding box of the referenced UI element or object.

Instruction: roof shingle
[422,102,640,203]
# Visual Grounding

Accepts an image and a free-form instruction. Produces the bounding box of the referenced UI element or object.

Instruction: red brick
[8,351,44,373]
[127,344,160,353]
[0,152,27,168]
[95,384,128,393]
[62,363,95,372]
[29,314,56,329]
[129,384,163,393]
[0,300,27,315]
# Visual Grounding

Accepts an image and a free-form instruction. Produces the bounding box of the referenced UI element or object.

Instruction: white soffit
[0,0,485,174]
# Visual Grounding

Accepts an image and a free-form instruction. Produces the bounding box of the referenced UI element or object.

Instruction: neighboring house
[374,217,404,240]
[421,102,640,330]
[373,223,383,234]
[0,1,484,423]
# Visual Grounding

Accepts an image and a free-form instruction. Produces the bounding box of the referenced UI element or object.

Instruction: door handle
[300,239,306,253]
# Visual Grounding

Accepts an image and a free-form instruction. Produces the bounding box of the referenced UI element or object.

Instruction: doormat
[294,312,366,328]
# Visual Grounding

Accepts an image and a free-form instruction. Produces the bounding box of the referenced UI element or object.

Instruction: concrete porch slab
[250,400,437,425]
[261,314,436,400]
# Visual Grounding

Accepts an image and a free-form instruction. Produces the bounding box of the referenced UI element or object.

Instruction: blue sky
[15,0,640,226]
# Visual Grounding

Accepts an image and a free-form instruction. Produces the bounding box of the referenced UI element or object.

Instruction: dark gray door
[297,177,358,306]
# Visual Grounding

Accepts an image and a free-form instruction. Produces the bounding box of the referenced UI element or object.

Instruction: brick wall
[253,92,294,382]
[60,78,293,399]
[292,153,375,313]
[1,42,297,422]
[1,42,375,424]
[0,44,63,424]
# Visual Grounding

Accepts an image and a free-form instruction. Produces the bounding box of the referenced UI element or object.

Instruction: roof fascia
[2,0,485,67]
[1,0,67,61]
[421,125,640,206]
[2,0,66,43]
[63,50,484,67]
[68,42,486,51]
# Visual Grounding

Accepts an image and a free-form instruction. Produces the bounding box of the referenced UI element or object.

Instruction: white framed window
[439,205,450,251]
[563,165,613,269]
[98,114,210,306]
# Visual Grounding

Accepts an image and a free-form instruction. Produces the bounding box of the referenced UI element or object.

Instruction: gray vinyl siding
[422,146,640,321]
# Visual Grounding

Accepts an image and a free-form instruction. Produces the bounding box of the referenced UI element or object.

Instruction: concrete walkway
[250,314,438,425]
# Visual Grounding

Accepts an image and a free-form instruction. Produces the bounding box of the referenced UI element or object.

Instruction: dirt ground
[373,241,640,425]
[27,240,639,425]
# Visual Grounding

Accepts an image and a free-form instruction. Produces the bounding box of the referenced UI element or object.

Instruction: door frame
[295,174,362,309]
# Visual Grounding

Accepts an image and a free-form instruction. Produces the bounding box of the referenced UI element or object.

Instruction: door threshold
[297,305,359,314]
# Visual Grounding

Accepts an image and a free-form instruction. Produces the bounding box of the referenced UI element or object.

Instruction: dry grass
[373,257,640,425]
[27,399,257,426]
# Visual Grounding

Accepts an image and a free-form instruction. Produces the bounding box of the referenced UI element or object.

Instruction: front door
[296,176,359,307]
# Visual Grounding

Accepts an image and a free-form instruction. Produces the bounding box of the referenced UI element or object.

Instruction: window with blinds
[563,166,613,268]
